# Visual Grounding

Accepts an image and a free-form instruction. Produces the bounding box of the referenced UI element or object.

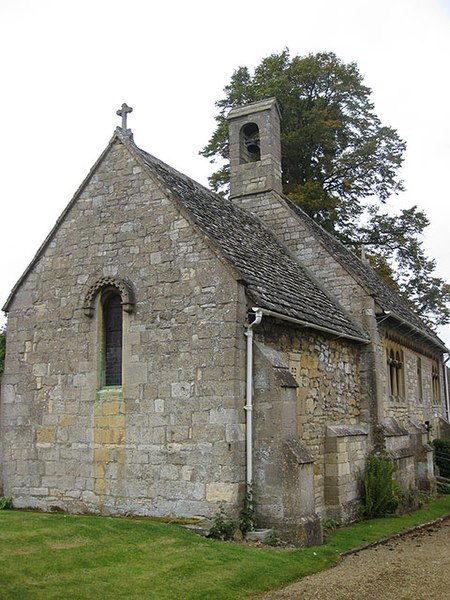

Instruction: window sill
[96,387,123,403]
[389,395,406,403]
[99,385,123,390]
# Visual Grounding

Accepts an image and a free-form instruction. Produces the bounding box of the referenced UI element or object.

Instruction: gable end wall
[1,139,247,518]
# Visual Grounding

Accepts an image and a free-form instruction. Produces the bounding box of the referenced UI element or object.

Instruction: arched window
[240,122,261,163]
[103,293,123,386]
[83,277,134,389]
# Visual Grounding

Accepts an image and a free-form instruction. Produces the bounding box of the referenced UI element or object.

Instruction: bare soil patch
[260,520,450,600]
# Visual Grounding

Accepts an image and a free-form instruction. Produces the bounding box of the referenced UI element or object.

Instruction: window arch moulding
[83,277,135,318]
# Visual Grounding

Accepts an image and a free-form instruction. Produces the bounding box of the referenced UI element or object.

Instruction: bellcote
[227,98,282,199]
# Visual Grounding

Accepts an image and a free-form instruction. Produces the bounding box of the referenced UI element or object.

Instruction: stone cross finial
[116,103,133,131]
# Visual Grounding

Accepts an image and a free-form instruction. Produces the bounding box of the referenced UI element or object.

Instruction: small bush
[262,529,281,546]
[0,497,13,510]
[417,491,433,507]
[432,439,450,478]
[360,455,400,518]
[321,518,340,533]
[437,482,450,494]
[208,505,237,540]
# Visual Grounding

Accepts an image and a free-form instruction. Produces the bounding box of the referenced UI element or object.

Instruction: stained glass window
[103,293,122,386]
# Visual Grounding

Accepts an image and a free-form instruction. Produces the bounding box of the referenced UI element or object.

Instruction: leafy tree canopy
[201,50,450,326]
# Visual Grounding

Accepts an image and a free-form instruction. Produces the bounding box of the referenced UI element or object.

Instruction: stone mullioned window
[416,356,423,404]
[385,341,405,401]
[432,360,441,405]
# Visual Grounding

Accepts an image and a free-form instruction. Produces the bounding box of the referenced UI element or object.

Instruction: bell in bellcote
[242,123,261,160]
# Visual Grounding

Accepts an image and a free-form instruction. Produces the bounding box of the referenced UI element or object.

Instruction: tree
[201,50,450,326]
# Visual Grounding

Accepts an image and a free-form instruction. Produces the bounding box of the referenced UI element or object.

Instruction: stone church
[1,99,449,545]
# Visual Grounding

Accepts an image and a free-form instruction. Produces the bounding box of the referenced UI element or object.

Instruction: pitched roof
[9,127,436,349]
[128,138,367,342]
[285,199,447,351]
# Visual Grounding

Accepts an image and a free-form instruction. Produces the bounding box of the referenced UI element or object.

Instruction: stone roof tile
[134,143,367,342]
[286,199,446,350]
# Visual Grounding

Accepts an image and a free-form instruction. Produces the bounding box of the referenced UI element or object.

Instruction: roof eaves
[251,306,369,344]
[381,311,448,353]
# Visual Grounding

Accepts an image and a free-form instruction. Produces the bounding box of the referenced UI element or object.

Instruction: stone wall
[0,373,3,496]
[230,189,380,437]
[324,425,368,522]
[1,138,247,518]
[254,319,364,519]
[379,327,446,426]
[252,342,321,545]
[373,328,444,494]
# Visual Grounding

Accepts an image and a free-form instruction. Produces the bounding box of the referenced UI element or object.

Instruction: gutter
[251,307,369,344]
[377,309,448,354]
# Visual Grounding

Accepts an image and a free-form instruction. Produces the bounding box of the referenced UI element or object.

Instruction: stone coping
[327,425,368,437]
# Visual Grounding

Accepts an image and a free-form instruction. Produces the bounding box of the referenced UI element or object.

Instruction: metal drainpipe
[244,309,263,486]
[443,355,450,422]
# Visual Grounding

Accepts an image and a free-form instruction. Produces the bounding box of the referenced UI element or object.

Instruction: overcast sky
[1,0,449,345]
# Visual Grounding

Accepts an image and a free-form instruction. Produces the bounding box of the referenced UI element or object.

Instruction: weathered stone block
[205,482,239,503]
[36,427,56,444]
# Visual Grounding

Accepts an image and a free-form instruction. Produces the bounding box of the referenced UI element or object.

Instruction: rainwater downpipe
[244,308,263,486]
[443,355,450,422]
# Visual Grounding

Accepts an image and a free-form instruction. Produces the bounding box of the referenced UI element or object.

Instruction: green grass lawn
[1,496,449,600]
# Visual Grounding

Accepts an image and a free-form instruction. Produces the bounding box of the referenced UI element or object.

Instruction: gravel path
[259,519,450,600]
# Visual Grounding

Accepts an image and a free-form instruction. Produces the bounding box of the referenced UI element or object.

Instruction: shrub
[437,482,450,494]
[0,497,13,510]
[432,439,450,479]
[208,505,237,540]
[321,518,340,533]
[262,529,281,546]
[360,455,400,518]
[417,491,433,507]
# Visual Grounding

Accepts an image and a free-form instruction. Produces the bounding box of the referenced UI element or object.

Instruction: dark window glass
[432,362,440,405]
[417,357,423,403]
[104,293,122,386]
